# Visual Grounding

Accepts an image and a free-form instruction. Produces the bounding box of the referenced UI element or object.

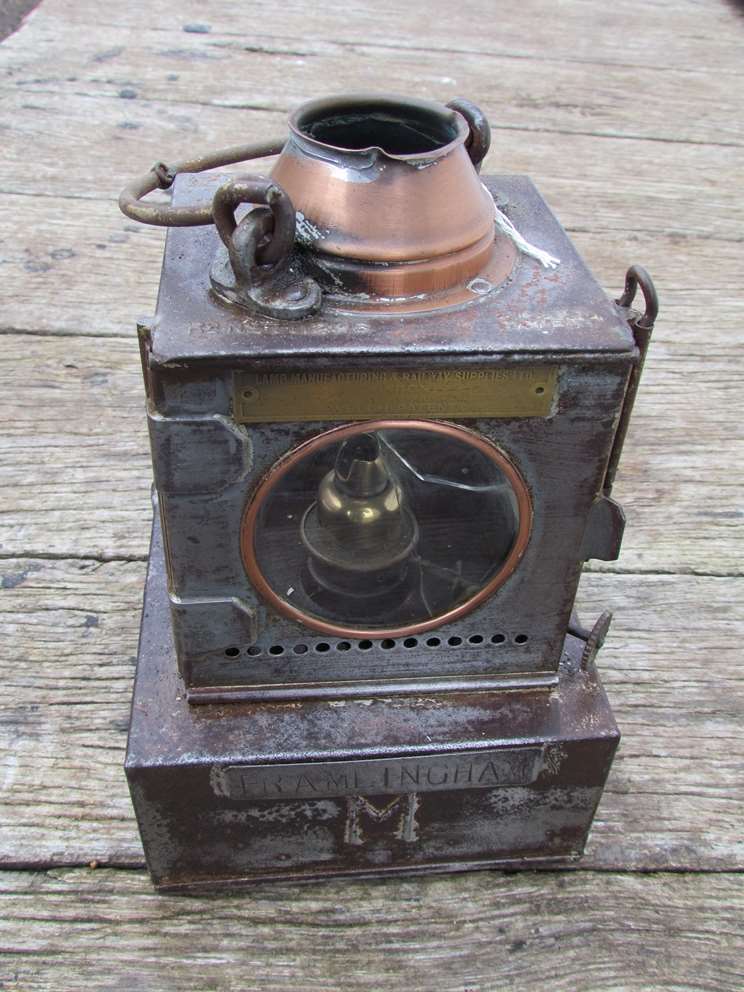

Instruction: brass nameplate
[233,367,557,423]
[213,747,543,800]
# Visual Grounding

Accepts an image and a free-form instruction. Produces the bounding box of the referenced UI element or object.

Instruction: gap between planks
[2,551,743,580]
[1,862,744,875]
[0,867,742,992]
[3,84,739,149]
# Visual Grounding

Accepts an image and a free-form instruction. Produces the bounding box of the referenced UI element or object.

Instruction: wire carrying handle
[118,137,286,228]
[118,137,323,319]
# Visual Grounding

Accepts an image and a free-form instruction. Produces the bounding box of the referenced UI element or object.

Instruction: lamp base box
[126,518,619,891]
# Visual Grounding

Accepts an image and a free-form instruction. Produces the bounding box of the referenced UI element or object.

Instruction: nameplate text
[213,748,543,801]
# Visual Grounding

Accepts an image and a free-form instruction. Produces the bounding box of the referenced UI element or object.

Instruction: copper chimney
[267,94,516,308]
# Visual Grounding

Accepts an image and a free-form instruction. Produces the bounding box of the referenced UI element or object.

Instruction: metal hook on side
[616,264,658,330]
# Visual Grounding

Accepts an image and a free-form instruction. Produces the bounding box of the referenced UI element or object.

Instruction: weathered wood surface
[1,869,743,992]
[3,320,743,574]
[1,0,743,987]
[3,181,741,335]
[2,555,742,870]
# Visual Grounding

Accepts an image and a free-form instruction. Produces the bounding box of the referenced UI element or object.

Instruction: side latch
[581,494,626,562]
[582,265,658,564]
[604,264,658,494]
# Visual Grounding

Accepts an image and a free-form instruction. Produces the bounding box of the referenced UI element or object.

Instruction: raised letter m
[343,793,420,846]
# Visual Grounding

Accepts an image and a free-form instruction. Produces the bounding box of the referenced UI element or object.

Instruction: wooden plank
[577,571,744,871]
[0,868,742,991]
[0,334,152,560]
[0,193,164,337]
[2,326,742,575]
[2,15,743,147]
[10,0,744,76]
[0,0,741,984]
[0,555,145,865]
[1,556,742,870]
[2,88,742,242]
[1,187,742,338]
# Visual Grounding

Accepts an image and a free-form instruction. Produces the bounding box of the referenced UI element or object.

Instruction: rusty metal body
[122,93,655,889]
[127,514,619,890]
[138,172,638,703]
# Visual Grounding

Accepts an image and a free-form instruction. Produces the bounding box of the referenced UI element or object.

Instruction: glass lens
[248,423,525,632]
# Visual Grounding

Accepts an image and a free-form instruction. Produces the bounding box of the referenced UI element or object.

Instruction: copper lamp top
[270,93,517,311]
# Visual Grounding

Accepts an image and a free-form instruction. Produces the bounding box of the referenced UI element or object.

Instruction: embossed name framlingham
[213,747,544,801]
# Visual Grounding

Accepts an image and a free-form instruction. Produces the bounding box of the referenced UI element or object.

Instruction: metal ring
[212,176,296,268]
[447,98,491,171]
[118,137,285,228]
[223,208,275,286]
[616,264,659,329]
[240,419,533,640]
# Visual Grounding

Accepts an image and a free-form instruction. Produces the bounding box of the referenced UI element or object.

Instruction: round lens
[241,421,530,637]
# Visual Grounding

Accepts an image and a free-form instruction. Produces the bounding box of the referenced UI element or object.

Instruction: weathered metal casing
[126,516,620,890]
[139,173,636,703]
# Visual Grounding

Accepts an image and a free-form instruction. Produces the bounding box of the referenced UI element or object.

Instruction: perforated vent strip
[224,632,530,659]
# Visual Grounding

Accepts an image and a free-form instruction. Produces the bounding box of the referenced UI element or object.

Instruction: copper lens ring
[240,420,533,640]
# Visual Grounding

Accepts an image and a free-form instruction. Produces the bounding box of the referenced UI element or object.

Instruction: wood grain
[1,0,743,986]
[1,553,742,870]
[2,324,742,575]
[0,868,742,992]
[3,14,743,147]
[11,0,744,75]
[0,334,151,560]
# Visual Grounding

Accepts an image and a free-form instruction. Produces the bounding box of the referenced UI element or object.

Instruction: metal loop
[118,137,285,228]
[152,161,175,190]
[212,176,296,269]
[210,206,321,320]
[227,209,275,285]
[447,98,491,171]
[616,264,659,329]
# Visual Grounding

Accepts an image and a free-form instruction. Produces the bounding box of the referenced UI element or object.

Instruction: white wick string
[484,185,560,269]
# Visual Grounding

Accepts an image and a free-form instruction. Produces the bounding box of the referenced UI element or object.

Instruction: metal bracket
[581,494,626,562]
[147,408,253,495]
[568,612,614,671]
[604,265,658,494]
[169,594,258,666]
[209,176,321,320]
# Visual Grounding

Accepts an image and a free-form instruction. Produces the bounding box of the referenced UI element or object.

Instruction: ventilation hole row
[424,633,527,648]
[224,632,529,659]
